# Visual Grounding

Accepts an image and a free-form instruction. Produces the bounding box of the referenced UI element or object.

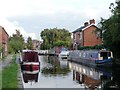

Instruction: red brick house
[0,26,9,58]
[72,19,102,49]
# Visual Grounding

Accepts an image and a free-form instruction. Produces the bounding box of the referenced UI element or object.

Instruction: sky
[0,0,116,41]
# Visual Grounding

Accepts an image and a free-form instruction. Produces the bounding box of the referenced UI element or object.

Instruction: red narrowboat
[20,50,40,72]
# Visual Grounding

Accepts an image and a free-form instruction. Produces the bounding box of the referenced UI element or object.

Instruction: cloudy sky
[0,0,116,40]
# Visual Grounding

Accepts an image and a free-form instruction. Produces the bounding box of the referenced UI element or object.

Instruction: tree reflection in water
[103,59,120,90]
[41,56,70,76]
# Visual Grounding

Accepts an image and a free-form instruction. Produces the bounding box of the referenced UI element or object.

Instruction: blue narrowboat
[68,49,113,66]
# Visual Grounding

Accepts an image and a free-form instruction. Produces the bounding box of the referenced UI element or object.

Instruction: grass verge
[2,54,19,89]
[0,71,2,90]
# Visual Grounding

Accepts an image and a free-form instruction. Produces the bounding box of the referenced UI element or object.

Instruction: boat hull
[21,62,40,71]
[68,58,112,67]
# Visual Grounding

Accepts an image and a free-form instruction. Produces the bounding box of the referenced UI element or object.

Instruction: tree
[27,37,33,50]
[8,30,25,53]
[40,28,72,50]
[0,44,2,58]
[99,1,120,58]
[0,44,2,52]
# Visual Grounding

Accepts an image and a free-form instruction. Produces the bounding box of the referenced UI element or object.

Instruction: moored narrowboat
[20,50,40,71]
[68,49,113,66]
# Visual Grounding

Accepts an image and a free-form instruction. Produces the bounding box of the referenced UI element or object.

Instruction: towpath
[0,55,13,71]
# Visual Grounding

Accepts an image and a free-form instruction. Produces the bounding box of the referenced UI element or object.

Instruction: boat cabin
[22,50,39,62]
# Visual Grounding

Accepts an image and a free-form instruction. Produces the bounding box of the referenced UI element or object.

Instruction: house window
[73,33,76,40]
[80,32,82,40]
[75,33,76,40]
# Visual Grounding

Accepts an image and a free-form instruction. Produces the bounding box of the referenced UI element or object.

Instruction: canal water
[21,55,120,89]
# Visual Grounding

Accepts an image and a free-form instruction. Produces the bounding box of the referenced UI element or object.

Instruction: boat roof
[22,50,37,52]
[79,49,111,53]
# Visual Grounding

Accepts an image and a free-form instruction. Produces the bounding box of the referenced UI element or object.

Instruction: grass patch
[2,54,19,89]
[0,56,7,61]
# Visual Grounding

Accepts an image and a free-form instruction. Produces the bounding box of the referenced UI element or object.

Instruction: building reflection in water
[41,56,70,76]
[21,69,40,83]
[68,61,113,90]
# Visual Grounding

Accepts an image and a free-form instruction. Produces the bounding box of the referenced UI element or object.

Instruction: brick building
[72,19,102,49]
[32,40,41,50]
[0,26,9,58]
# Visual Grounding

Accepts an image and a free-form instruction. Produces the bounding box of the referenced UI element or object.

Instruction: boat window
[83,53,86,58]
[86,53,88,58]
[100,52,108,59]
[90,71,93,76]
[100,52,107,57]
[79,53,81,57]
[80,53,83,58]
[92,53,98,58]
[87,53,90,58]
[83,69,86,73]
[108,52,111,57]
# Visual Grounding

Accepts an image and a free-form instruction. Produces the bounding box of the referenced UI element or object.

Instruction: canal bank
[1,54,24,89]
[16,54,24,90]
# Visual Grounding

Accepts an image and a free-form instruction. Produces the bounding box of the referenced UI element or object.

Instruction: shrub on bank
[78,44,105,50]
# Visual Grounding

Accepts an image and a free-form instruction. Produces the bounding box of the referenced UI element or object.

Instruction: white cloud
[0,17,38,40]
[0,0,55,17]
[0,0,115,18]
[0,18,16,35]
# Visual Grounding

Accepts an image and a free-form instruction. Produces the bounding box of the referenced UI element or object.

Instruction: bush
[78,44,105,50]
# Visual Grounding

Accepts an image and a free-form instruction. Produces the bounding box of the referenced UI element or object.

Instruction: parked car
[59,50,69,59]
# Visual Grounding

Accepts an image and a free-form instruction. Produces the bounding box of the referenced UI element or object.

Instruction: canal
[21,55,120,89]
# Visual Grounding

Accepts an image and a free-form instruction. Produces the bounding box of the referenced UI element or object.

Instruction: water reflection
[68,61,112,89]
[21,69,39,83]
[103,63,120,90]
[41,56,70,76]
[68,61,120,90]
[21,56,120,89]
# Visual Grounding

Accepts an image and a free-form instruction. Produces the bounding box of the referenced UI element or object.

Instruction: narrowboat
[59,50,69,59]
[20,50,40,72]
[68,49,113,66]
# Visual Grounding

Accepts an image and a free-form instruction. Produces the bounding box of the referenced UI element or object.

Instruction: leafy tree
[26,37,33,50]
[0,44,2,52]
[8,30,25,53]
[98,1,120,58]
[40,28,72,50]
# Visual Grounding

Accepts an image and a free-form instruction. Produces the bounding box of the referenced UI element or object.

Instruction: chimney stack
[84,22,89,26]
[89,19,95,24]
